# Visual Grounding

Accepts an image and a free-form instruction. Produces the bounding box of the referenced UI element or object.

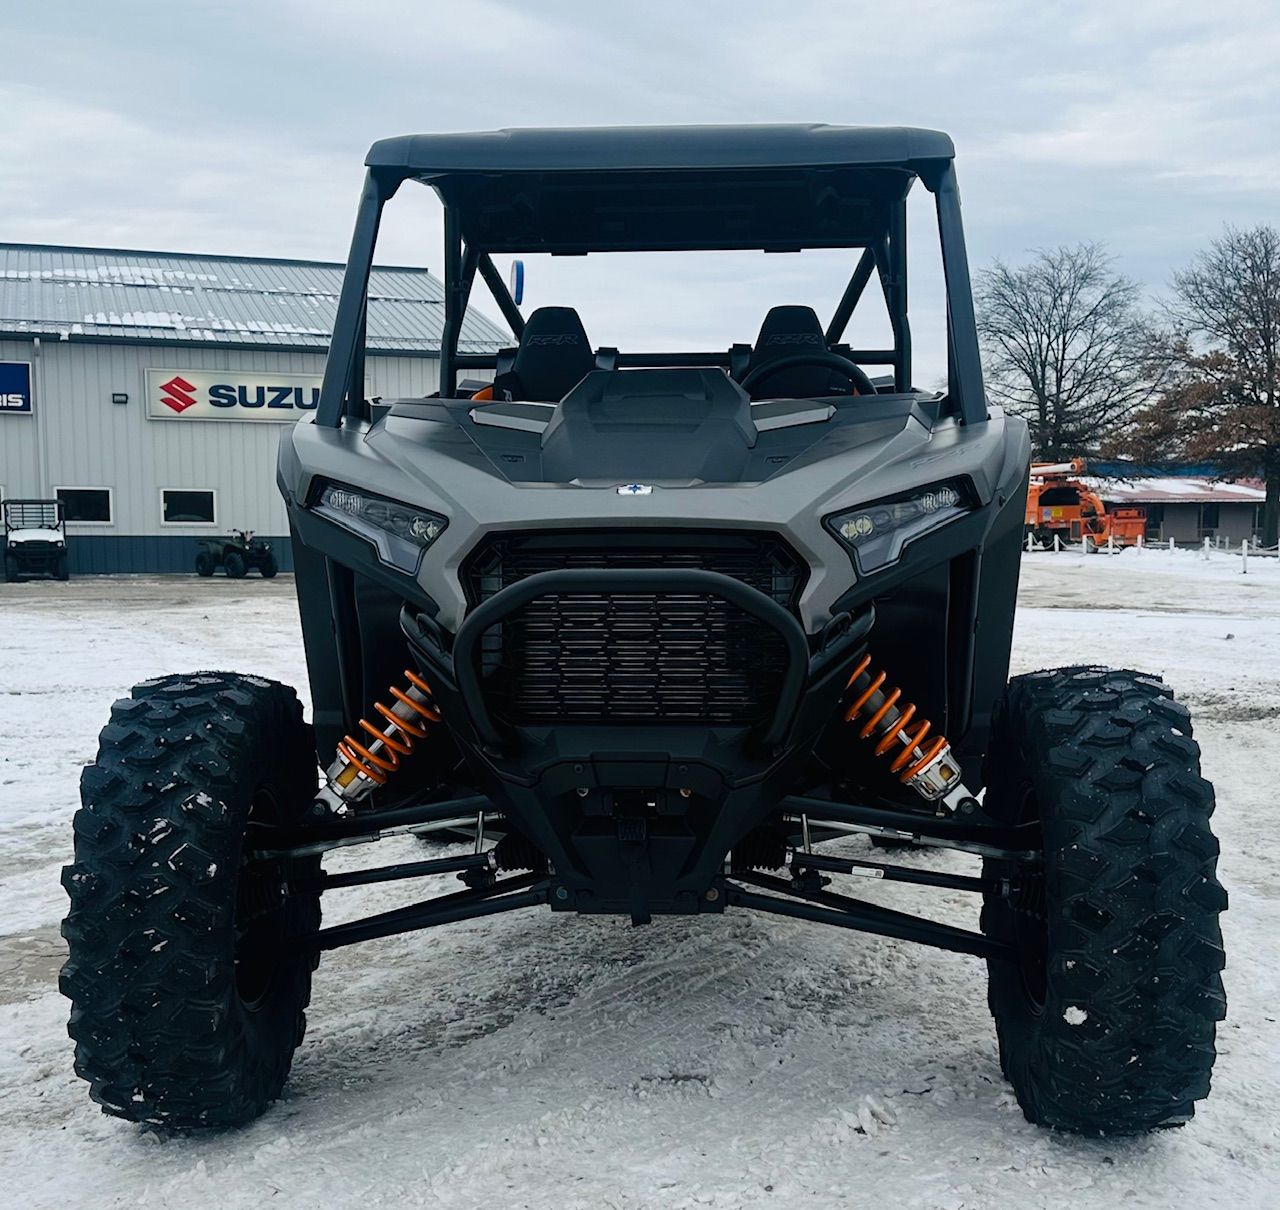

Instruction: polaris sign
[145,368,325,423]
[0,362,33,415]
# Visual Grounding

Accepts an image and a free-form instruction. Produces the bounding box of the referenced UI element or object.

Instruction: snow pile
[0,559,1277,1208]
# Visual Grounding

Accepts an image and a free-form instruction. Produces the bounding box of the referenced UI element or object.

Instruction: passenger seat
[486,306,598,402]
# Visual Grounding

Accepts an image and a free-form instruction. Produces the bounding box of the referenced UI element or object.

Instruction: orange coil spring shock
[842,654,950,785]
[335,670,441,787]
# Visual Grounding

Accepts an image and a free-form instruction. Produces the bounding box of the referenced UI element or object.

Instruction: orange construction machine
[1024,459,1146,549]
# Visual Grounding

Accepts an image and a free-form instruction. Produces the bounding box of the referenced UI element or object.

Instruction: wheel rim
[234,787,288,1009]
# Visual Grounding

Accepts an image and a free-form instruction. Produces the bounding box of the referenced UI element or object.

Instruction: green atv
[194,529,278,579]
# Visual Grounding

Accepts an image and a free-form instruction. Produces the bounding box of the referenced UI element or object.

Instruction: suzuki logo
[159,375,199,413]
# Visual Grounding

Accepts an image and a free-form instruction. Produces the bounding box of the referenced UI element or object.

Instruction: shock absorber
[314,670,441,815]
[842,654,975,812]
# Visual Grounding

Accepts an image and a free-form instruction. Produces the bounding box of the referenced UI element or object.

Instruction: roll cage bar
[317,126,987,429]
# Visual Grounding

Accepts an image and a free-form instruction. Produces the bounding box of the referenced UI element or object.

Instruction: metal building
[0,243,507,573]
[1091,476,1266,544]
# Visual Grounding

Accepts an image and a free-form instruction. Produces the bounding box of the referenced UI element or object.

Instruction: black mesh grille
[462,531,806,725]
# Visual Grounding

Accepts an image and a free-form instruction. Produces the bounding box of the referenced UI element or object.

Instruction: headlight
[312,481,447,574]
[825,479,972,574]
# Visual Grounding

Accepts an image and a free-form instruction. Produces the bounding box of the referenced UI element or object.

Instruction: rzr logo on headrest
[764,333,822,346]
[159,375,199,413]
[526,334,581,346]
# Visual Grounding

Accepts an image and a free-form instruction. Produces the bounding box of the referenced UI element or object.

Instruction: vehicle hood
[6,528,64,545]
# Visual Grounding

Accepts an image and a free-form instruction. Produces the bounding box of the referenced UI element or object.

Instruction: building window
[1199,503,1220,534]
[55,487,112,524]
[161,488,217,525]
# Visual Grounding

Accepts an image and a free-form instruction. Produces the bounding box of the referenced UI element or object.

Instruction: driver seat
[741,305,847,400]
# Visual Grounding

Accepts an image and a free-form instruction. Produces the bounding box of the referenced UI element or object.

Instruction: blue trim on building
[66,535,293,575]
[1089,461,1226,479]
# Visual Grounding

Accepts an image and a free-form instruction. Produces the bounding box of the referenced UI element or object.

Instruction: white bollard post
[1242,537,1249,575]
[1169,537,1176,555]
[1203,536,1211,561]
[1137,533,1144,552]
[1053,533,1062,553]
[1025,530,1034,553]
[1108,533,1115,554]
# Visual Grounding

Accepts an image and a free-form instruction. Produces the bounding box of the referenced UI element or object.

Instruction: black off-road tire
[194,552,215,577]
[61,672,322,1130]
[56,552,70,581]
[982,666,1226,1135]
[223,551,247,579]
[259,551,279,579]
[4,554,20,582]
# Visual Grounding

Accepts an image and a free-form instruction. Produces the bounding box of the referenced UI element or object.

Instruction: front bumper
[6,541,64,574]
[401,567,873,915]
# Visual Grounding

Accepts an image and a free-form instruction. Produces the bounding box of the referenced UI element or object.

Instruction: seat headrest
[508,306,596,402]
[747,306,827,370]
[741,305,839,399]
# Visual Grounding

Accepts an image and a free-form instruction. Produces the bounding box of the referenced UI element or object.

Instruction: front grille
[462,531,806,725]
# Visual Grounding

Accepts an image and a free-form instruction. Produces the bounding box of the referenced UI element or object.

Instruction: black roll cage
[317,140,987,430]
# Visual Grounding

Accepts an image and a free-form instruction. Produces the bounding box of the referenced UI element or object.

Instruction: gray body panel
[278,380,1028,636]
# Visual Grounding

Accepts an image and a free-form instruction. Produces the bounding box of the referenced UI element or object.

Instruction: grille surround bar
[452,566,812,750]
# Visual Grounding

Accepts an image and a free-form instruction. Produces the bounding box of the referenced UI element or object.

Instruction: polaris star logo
[617,483,654,496]
[159,375,199,413]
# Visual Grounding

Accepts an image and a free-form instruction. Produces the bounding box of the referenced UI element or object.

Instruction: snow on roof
[0,243,509,354]
[1085,476,1266,504]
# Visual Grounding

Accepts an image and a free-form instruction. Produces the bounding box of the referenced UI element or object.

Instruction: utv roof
[364,125,956,257]
[366,124,955,177]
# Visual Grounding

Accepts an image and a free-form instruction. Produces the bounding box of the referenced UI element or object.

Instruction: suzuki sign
[145,368,324,422]
[0,361,33,415]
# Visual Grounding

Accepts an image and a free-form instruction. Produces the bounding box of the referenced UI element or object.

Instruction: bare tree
[975,244,1161,459]
[1127,226,1280,547]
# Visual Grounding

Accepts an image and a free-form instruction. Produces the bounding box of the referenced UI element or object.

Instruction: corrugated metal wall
[0,338,441,571]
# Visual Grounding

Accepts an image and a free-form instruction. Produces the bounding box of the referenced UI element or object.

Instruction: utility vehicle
[4,498,69,581]
[1025,459,1146,550]
[63,125,1225,1136]
[194,528,279,578]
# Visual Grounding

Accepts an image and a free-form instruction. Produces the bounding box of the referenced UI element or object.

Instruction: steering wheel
[739,351,878,399]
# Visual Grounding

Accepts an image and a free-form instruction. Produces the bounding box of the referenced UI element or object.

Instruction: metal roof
[367,124,955,176]
[1085,477,1266,505]
[0,243,509,355]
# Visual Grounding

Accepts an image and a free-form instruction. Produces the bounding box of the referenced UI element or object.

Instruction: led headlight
[826,479,972,574]
[312,481,446,574]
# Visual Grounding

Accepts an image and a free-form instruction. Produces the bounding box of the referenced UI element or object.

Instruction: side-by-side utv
[4,498,69,582]
[63,125,1226,1136]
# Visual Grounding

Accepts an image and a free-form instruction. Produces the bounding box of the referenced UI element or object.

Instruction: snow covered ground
[1,548,1278,1209]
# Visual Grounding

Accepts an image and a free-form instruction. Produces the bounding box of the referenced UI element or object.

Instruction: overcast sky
[3,0,1278,380]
